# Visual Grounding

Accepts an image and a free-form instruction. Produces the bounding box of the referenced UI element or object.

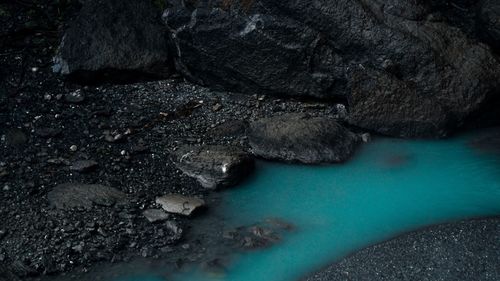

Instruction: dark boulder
[53,0,171,83]
[47,183,127,210]
[164,0,500,137]
[172,145,254,189]
[248,114,360,164]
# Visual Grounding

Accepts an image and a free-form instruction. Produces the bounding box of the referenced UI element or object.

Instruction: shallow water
[122,132,500,281]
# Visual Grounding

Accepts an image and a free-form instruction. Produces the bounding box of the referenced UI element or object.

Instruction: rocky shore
[302,217,500,281]
[1,0,500,280]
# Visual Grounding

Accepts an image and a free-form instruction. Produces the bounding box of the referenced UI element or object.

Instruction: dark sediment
[303,217,500,281]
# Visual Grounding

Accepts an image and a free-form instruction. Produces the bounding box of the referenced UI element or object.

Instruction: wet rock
[155,194,205,216]
[172,145,254,189]
[478,0,500,49]
[248,113,360,164]
[53,0,171,82]
[142,209,170,223]
[48,183,127,210]
[69,160,98,173]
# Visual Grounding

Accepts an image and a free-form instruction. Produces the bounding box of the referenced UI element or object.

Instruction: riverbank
[303,217,500,281]
[0,20,347,278]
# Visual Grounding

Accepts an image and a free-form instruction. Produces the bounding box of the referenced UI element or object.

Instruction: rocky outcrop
[248,114,360,164]
[163,0,500,138]
[172,145,254,189]
[53,0,171,82]
[47,183,127,210]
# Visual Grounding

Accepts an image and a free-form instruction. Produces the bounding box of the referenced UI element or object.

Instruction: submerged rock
[172,145,254,189]
[48,183,126,210]
[248,114,360,164]
[155,194,205,216]
[53,0,171,82]
[164,0,500,137]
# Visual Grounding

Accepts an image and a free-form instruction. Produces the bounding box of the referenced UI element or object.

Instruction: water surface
[123,132,500,281]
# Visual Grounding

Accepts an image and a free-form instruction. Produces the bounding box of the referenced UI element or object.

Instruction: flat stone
[142,209,170,223]
[155,194,205,216]
[48,183,127,210]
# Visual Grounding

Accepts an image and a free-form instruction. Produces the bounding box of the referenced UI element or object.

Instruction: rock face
[248,114,360,164]
[163,0,500,137]
[156,194,205,216]
[172,145,254,189]
[53,0,171,82]
[47,183,127,210]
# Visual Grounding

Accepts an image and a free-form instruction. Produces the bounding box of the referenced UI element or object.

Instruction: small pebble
[70,145,78,152]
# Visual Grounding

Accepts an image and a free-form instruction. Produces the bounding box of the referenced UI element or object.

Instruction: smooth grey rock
[53,0,171,81]
[143,209,170,223]
[172,145,254,189]
[48,183,126,210]
[248,114,360,164]
[155,194,205,216]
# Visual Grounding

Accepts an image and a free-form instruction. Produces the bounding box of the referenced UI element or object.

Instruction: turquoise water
[122,133,500,281]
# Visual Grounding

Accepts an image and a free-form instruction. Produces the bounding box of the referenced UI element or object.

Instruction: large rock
[248,114,360,164]
[172,145,254,189]
[47,183,127,209]
[53,0,171,82]
[163,1,500,137]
